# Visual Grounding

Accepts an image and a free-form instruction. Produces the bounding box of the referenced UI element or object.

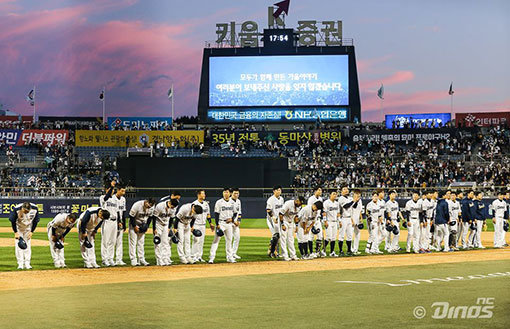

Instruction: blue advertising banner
[107,117,173,130]
[0,129,22,145]
[385,113,451,129]
[207,107,349,122]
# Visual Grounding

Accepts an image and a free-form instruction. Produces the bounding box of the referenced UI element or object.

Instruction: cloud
[360,70,415,89]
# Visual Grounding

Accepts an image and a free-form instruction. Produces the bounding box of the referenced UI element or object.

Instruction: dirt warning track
[0,248,508,292]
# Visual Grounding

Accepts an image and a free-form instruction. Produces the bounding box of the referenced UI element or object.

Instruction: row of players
[11,185,241,269]
[266,187,509,260]
[9,185,509,269]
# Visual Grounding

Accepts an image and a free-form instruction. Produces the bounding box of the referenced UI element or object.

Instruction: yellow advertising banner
[75,130,204,147]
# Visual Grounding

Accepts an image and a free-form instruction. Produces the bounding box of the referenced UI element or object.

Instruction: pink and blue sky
[0,0,508,122]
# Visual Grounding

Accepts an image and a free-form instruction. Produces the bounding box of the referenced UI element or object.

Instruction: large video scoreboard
[198,29,361,123]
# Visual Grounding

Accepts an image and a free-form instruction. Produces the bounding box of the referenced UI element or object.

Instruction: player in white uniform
[113,186,127,265]
[421,191,436,251]
[404,192,423,253]
[377,189,387,251]
[323,191,340,257]
[338,186,358,256]
[385,190,404,253]
[490,191,508,248]
[47,213,78,268]
[99,180,121,267]
[279,196,305,261]
[351,189,364,255]
[209,188,238,263]
[174,202,203,264]
[77,207,110,268]
[366,192,383,254]
[191,189,213,263]
[128,198,155,266]
[152,198,179,265]
[446,191,461,251]
[9,202,40,269]
[231,188,242,259]
[266,186,284,258]
[307,187,324,257]
[297,201,323,259]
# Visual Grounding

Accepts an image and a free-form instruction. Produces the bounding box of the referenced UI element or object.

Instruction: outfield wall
[0,198,498,219]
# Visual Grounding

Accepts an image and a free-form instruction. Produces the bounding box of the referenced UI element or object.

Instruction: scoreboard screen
[209,55,349,107]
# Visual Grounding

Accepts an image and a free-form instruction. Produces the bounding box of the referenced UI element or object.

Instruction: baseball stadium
[0,1,509,328]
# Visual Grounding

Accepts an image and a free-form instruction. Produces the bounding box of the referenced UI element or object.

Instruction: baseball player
[421,190,436,251]
[434,191,450,252]
[366,192,383,254]
[209,188,238,263]
[376,189,387,251]
[47,212,78,268]
[323,190,340,257]
[307,187,324,257]
[100,180,120,267]
[351,189,364,255]
[191,189,213,263]
[454,191,464,248]
[279,196,305,261]
[77,207,110,268]
[472,191,487,248]
[385,190,404,253]
[113,185,127,265]
[460,190,476,249]
[490,190,507,248]
[231,188,242,259]
[152,198,179,265]
[174,202,203,264]
[266,186,284,258]
[297,201,323,259]
[338,186,360,256]
[159,191,182,203]
[128,198,155,266]
[9,202,40,269]
[404,191,423,253]
[446,191,461,251]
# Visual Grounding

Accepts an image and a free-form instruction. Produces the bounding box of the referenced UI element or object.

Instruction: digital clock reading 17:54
[263,28,295,49]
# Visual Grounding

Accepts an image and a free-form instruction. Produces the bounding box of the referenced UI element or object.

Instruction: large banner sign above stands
[349,128,457,143]
[0,129,68,146]
[75,130,204,147]
[211,130,341,146]
[107,117,173,130]
[208,108,349,122]
[0,130,21,145]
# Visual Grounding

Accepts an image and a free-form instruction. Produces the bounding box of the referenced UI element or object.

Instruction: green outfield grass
[0,259,508,329]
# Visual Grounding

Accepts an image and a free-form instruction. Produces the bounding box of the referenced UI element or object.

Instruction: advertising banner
[17,129,69,146]
[75,130,204,147]
[107,117,172,130]
[456,112,510,127]
[211,130,341,146]
[0,129,22,145]
[349,128,457,143]
[0,116,33,126]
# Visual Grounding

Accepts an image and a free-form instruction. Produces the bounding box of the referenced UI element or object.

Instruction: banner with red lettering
[17,129,69,146]
[456,112,510,127]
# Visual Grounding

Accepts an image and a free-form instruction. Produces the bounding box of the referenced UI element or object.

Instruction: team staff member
[209,188,237,263]
[266,186,284,258]
[191,189,213,263]
[47,213,78,268]
[279,196,305,261]
[78,207,110,268]
[9,202,40,270]
[231,188,242,260]
[128,198,155,266]
[434,191,450,252]
[461,190,476,249]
